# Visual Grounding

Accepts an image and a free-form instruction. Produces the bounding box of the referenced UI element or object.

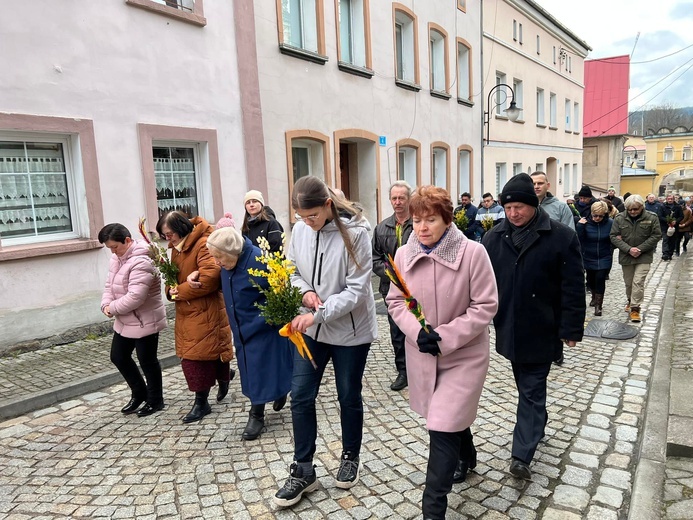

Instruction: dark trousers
[674,230,683,254]
[510,361,552,463]
[290,336,370,462]
[422,428,475,519]
[386,311,406,374]
[586,268,609,294]
[662,231,676,258]
[111,331,163,406]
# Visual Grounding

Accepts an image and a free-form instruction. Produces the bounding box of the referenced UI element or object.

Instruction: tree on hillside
[629,103,693,135]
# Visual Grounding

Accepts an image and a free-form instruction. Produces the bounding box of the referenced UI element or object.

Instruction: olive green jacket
[610,210,662,265]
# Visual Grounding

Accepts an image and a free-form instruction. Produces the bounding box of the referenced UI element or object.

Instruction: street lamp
[484,84,521,144]
[622,145,639,168]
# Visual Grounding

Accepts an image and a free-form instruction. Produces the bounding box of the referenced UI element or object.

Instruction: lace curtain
[0,141,72,240]
[154,146,199,218]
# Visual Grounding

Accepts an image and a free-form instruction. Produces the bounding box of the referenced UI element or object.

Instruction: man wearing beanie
[482,173,586,480]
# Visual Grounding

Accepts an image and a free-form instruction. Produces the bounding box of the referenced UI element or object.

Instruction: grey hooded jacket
[540,193,576,230]
[288,214,378,346]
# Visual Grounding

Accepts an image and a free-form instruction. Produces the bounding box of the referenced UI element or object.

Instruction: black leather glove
[417,328,442,356]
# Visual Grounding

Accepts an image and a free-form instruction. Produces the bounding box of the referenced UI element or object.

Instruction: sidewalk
[0,255,692,519]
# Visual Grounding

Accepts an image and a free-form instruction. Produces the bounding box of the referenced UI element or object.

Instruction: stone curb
[628,259,681,520]
[0,353,180,422]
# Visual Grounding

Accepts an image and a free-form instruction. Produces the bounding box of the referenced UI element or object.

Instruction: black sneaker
[335,451,360,489]
[274,463,318,507]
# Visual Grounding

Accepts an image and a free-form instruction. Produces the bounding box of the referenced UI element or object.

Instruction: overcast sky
[535,0,693,109]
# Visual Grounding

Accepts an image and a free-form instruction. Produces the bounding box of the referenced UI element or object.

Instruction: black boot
[242,404,265,440]
[594,294,603,316]
[217,381,229,402]
[183,390,211,423]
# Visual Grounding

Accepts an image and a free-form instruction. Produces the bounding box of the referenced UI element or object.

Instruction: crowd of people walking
[97,175,678,519]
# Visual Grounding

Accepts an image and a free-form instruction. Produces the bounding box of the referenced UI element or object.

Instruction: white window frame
[292,139,326,183]
[513,78,524,113]
[536,163,544,173]
[0,132,83,247]
[536,88,545,125]
[395,10,416,83]
[683,146,691,161]
[282,0,319,53]
[429,29,446,93]
[495,72,508,115]
[572,164,578,194]
[456,41,471,102]
[512,163,523,176]
[549,92,557,127]
[519,23,523,44]
[338,0,367,67]
[398,146,417,187]
[565,98,571,131]
[458,149,471,195]
[536,35,540,54]
[573,102,580,133]
[432,147,448,189]
[553,46,556,64]
[495,162,507,195]
[513,20,517,41]
[664,147,674,162]
[152,142,205,219]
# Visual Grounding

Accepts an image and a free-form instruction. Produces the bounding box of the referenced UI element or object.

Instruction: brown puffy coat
[168,217,233,362]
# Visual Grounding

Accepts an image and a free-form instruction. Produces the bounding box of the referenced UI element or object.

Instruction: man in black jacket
[372,181,413,391]
[483,173,586,480]
[657,194,684,260]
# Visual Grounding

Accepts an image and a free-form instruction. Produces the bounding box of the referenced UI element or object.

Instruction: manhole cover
[584,319,638,340]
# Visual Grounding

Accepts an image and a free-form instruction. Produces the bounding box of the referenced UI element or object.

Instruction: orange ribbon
[279,323,317,369]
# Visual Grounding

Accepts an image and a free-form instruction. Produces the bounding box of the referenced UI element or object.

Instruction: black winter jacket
[372,214,413,296]
[245,206,284,253]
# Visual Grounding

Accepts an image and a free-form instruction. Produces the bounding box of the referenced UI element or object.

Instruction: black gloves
[417,328,441,357]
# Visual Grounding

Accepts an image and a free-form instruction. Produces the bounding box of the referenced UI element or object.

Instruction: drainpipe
[479,0,485,196]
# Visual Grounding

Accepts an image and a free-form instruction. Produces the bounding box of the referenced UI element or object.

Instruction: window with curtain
[0,140,73,241]
[154,146,199,218]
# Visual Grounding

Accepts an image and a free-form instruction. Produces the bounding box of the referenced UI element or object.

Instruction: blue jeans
[290,336,370,463]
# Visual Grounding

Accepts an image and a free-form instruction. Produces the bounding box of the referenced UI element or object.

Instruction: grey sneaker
[274,463,318,507]
[335,451,360,489]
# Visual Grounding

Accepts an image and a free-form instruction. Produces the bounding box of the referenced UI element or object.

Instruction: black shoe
[452,451,477,483]
[216,380,230,402]
[273,394,287,412]
[274,463,318,507]
[242,405,265,440]
[121,396,145,415]
[137,402,164,417]
[335,451,360,489]
[390,372,408,391]
[509,458,532,480]
[182,392,211,424]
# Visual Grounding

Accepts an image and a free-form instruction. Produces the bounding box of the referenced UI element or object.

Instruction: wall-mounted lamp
[622,145,639,168]
[484,84,521,144]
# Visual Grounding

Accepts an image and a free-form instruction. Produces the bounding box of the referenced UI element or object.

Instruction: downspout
[480,0,485,196]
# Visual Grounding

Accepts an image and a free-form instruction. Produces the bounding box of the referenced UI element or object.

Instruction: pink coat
[386,226,498,432]
[101,240,167,339]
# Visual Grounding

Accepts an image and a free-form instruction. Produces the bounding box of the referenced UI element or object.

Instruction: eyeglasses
[163,232,176,239]
[591,214,605,219]
[294,213,320,223]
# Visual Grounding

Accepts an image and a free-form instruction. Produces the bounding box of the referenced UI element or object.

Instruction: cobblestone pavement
[0,255,688,519]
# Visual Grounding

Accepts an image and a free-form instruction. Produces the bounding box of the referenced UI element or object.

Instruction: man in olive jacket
[372,181,413,391]
[610,194,661,322]
[483,173,586,481]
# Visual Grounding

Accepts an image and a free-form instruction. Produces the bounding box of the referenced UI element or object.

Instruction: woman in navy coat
[206,227,293,440]
[576,200,613,316]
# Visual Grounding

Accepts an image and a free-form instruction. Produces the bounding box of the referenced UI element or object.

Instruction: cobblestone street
[0,255,690,519]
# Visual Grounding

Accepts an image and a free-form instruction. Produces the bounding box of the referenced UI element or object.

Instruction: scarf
[507,209,540,251]
[420,227,451,254]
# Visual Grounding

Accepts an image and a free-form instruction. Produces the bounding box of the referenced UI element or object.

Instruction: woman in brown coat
[157,211,233,423]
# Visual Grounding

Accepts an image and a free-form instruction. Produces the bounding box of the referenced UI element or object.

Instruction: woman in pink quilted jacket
[99,223,167,417]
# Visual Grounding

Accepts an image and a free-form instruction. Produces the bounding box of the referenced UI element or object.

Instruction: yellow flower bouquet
[248,236,317,368]
[481,214,495,232]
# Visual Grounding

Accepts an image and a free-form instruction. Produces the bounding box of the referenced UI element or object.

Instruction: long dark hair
[292,176,364,267]
[241,206,271,234]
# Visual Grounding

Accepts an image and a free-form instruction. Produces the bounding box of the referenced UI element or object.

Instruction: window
[572,164,578,194]
[536,163,544,173]
[683,146,691,161]
[429,27,448,94]
[513,20,517,41]
[279,0,326,59]
[457,0,466,11]
[536,35,540,54]
[336,0,370,70]
[664,146,673,161]
[495,163,507,195]
[512,163,523,176]
[573,102,580,133]
[536,88,545,125]
[495,72,508,116]
[513,78,523,113]
[568,56,572,73]
[431,144,449,189]
[0,139,75,243]
[126,0,206,26]
[397,145,419,187]
[394,7,419,87]
[154,146,199,218]
[549,92,557,127]
[565,99,571,131]
[519,23,523,44]
[456,40,472,102]
[291,139,326,183]
[553,46,556,64]
[458,147,472,195]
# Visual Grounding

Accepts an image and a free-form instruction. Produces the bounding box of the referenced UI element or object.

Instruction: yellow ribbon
[279,323,318,369]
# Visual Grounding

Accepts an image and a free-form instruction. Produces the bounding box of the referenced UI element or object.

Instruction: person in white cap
[242,190,284,253]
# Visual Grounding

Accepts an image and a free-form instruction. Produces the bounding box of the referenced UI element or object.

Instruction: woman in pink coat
[99,223,167,417]
[386,186,498,520]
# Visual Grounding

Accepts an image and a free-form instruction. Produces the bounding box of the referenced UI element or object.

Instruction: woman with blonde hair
[577,200,613,316]
[274,176,377,507]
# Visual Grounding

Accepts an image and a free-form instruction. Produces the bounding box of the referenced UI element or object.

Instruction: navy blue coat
[576,217,613,271]
[482,209,586,363]
[220,237,293,404]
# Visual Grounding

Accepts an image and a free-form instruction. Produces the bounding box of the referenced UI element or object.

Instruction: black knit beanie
[578,185,593,198]
[499,173,539,207]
